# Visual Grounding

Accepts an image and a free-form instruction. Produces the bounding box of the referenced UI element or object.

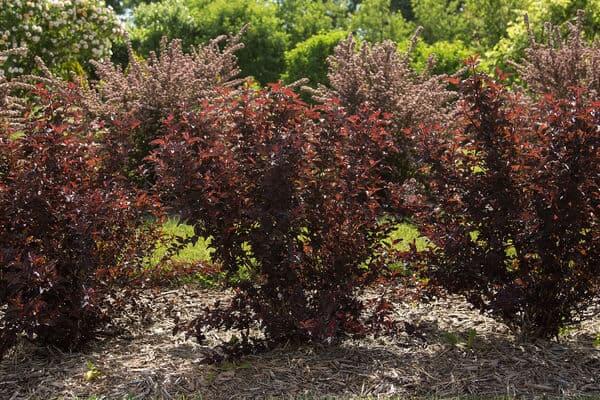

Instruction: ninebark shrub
[308,34,455,185]
[514,11,600,99]
[95,33,243,180]
[413,65,599,339]
[150,85,406,356]
[0,83,157,359]
[311,34,454,131]
[70,33,244,185]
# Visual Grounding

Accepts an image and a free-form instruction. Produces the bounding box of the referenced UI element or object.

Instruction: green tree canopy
[130,0,197,53]
[350,0,415,42]
[485,0,600,71]
[125,0,597,83]
[411,0,522,49]
[460,0,521,48]
[276,0,348,46]
[282,30,348,87]
[411,0,467,43]
[408,39,475,75]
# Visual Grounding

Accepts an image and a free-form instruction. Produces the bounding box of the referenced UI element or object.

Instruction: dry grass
[1,287,599,400]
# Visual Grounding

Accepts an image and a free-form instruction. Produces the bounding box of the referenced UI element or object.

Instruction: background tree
[411,0,467,43]
[276,0,347,47]
[410,0,521,50]
[107,0,162,14]
[129,0,198,53]
[391,0,415,20]
[123,0,596,85]
[461,0,521,49]
[350,0,414,42]
[407,39,474,75]
[486,0,599,70]
[0,0,123,77]
[282,30,348,88]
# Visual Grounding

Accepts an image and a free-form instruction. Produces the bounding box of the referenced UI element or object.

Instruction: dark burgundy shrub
[149,84,406,356]
[310,34,453,129]
[23,34,244,188]
[513,11,600,100]
[87,35,244,186]
[0,83,157,359]
[413,64,600,339]
[308,35,455,187]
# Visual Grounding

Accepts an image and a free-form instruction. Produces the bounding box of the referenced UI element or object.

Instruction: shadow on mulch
[1,287,599,400]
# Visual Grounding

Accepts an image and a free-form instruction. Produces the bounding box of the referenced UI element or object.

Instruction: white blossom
[1,0,122,75]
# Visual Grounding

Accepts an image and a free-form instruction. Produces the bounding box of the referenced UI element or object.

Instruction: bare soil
[1,286,599,399]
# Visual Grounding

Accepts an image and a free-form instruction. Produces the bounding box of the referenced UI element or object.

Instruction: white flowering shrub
[0,0,124,77]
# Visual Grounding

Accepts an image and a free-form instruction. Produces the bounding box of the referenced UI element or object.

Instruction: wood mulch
[1,286,599,399]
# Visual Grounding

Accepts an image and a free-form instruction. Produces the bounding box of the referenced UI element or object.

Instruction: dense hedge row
[0,13,598,360]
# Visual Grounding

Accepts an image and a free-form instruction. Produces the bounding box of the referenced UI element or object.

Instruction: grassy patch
[149,217,214,266]
[385,222,430,252]
[141,217,217,286]
[382,222,430,275]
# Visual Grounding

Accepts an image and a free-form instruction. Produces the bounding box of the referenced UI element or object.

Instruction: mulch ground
[1,286,599,400]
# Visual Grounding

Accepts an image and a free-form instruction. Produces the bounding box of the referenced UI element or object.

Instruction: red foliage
[0,85,158,358]
[412,69,600,338]
[149,84,407,356]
